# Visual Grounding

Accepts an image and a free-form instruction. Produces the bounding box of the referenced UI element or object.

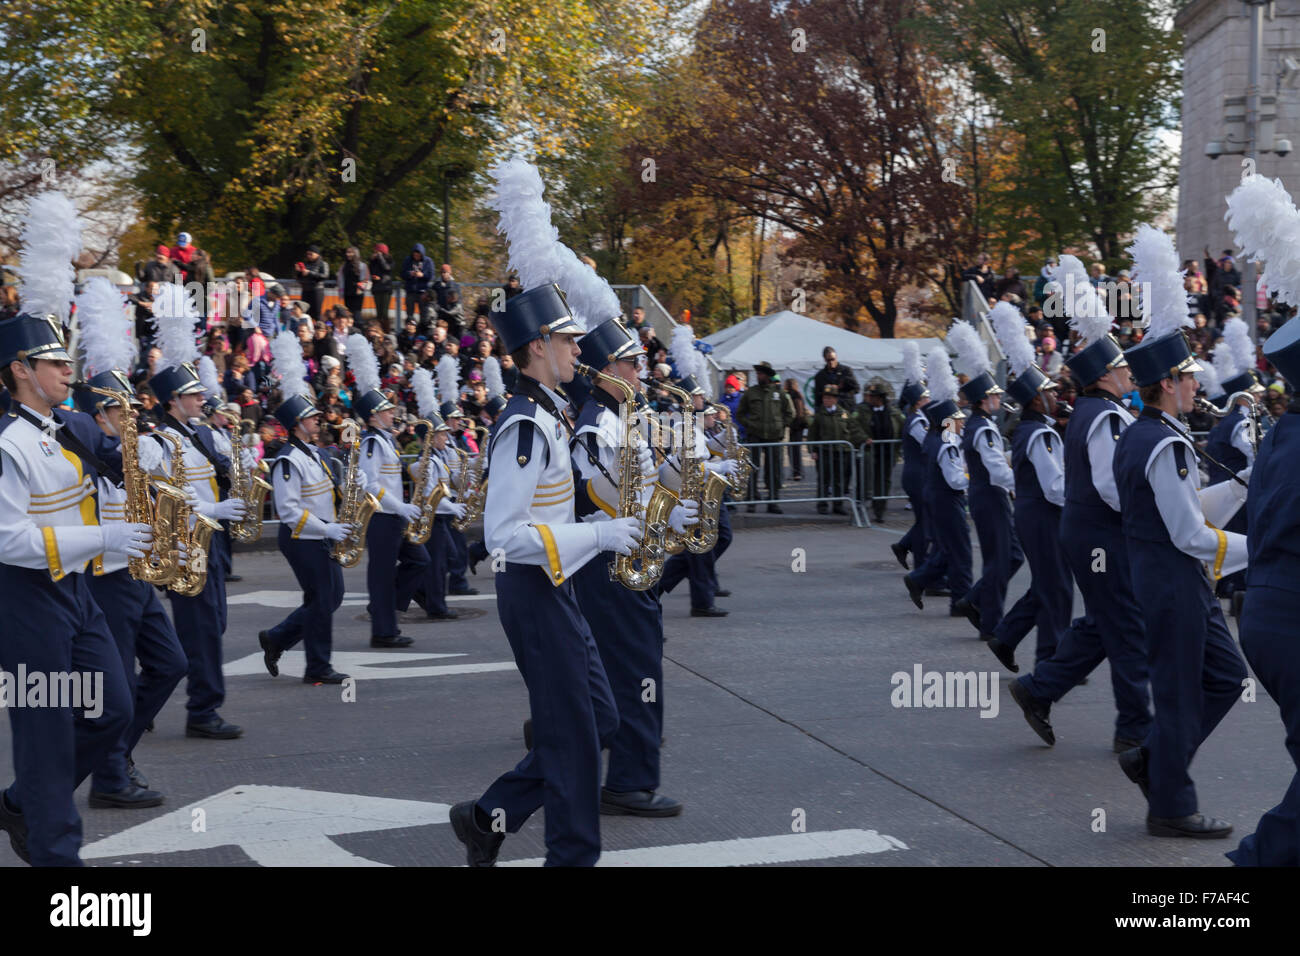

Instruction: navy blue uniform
[896,409,932,565]
[907,424,969,606]
[961,410,1023,634]
[1204,406,1250,598]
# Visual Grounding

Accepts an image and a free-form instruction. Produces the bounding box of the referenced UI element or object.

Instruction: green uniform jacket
[738,382,795,442]
[807,404,865,446]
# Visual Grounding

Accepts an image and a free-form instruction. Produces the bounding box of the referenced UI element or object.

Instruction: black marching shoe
[690,606,728,617]
[258,630,281,677]
[924,587,951,597]
[1113,736,1143,754]
[986,637,1019,673]
[88,785,165,809]
[303,671,350,685]
[0,791,30,864]
[767,504,783,514]
[714,589,732,598]
[1118,746,1151,799]
[600,789,684,817]
[186,718,243,739]
[427,608,461,621]
[1008,679,1054,746]
[449,586,479,596]
[890,541,910,570]
[449,801,505,867]
[952,598,981,632]
[904,575,924,610]
[370,634,414,648]
[1146,813,1233,839]
[126,756,148,790]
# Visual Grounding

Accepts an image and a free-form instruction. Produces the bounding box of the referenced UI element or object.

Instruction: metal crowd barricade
[733,439,865,527]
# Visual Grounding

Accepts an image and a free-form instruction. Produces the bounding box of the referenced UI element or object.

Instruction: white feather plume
[1197,362,1225,400]
[947,320,990,380]
[346,332,381,395]
[989,301,1035,376]
[489,158,561,294]
[271,330,311,399]
[413,367,439,419]
[1223,316,1255,379]
[198,356,223,404]
[1126,224,1189,340]
[1212,336,1238,383]
[1225,174,1300,306]
[901,340,924,385]
[437,355,459,407]
[150,281,200,370]
[553,247,621,329]
[927,345,958,405]
[17,191,82,324]
[75,276,135,378]
[483,355,504,397]
[1057,254,1113,344]
[668,324,696,380]
[693,344,714,399]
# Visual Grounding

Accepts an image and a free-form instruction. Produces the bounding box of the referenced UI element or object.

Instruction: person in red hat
[136,245,180,288]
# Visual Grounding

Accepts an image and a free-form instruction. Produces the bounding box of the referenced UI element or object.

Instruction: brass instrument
[660,381,729,555]
[715,403,754,495]
[405,418,451,545]
[1195,391,1268,454]
[87,387,188,586]
[333,420,381,566]
[575,362,676,590]
[211,409,271,542]
[152,429,221,597]
[452,446,487,532]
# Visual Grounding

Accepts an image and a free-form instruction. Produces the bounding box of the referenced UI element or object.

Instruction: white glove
[201,498,248,522]
[669,499,699,533]
[396,501,423,522]
[637,444,657,478]
[181,484,201,509]
[240,448,257,470]
[103,522,153,559]
[941,429,961,447]
[322,522,353,542]
[446,502,468,520]
[708,458,739,477]
[136,435,164,473]
[174,537,189,569]
[593,516,643,556]
[1236,465,1253,485]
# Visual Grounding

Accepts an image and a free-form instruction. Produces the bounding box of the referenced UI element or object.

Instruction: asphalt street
[1,504,1290,867]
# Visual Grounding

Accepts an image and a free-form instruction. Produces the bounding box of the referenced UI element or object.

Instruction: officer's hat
[578,318,643,370]
[493,283,583,354]
[754,361,776,376]
[958,370,1004,404]
[0,312,72,367]
[924,399,966,425]
[354,388,396,421]
[898,381,928,409]
[1064,334,1127,386]
[1220,368,1263,397]
[150,362,207,405]
[1005,365,1056,407]
[1265,316,1300,388]
[821,383,840,397]
[677,375,706,396]
[274,393,320,430]
[439,400,463,421]
[74,370,141,416]
[485,395,507,418]
[1123,330,1202,388]
[414,411,452,440]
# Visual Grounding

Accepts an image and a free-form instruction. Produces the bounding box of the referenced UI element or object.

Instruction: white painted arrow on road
[82,786,451,866]
[500,830,908,867]
[224,650,517,680]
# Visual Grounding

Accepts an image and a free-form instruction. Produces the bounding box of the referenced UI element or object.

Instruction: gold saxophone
[151,429,221,597]
[718,404,754,495]
[211,409,271,542]
[405,419,450,545]
[87,387,188,586]
[575,363,676,590]
[333,420,381,566]
[452,448,488,532]
[660,381,729,555]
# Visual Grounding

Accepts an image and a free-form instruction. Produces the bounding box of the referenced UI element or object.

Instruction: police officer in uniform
[449,284,641,867]
[891,349,931,571]
[807,384,862,515]
[0,313,136,865]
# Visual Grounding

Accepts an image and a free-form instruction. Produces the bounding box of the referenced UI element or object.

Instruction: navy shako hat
[485,395,507,418]
[439,400,462,421]
[958,370,1003,404]
[274,394,320,430]
[354,388,396,421]
[578,318,643,371]
[1064,334,1127,386]
[75,370,140,415]
[898,381,928,409]
[493,283,583,353]
[414,411,451,441]
[1220,369,1261,397]
[924,398,965,425]
[1123,330,1202,388]
[677,375,705,396]
[150,362,206,405]
[1265,316,1300,388]
[0,312,72,367]
[1005,364,1056,407]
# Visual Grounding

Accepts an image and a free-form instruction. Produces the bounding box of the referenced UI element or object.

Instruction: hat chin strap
[19,357,56,410]
[542,332,563,391]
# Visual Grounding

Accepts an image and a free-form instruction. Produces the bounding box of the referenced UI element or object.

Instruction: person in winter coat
[295,245,329,321]
[369,243,395,331]
[807,384,864,515]
[401,243,434,329]
[784,377,809,479]
[737,361,795,512]
[337,246,370,320]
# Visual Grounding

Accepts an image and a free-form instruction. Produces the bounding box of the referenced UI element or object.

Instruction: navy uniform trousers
[266,525,345,678]
[908,486,970,609]
[167,529,231,724]
[366,512,432,637]
[420,515,456,616]
[963,486,1024,635]
[1018,506,1152,743]
[896,458,931,566]
[993,496,1069,666]
[87,570,187,793]
[1130,542,1246,818]
[446,525,471,592]
[1229,586,1300,865]
[0,568,131,866]
[575,551,664,792]
[661,496,733,609]
[477,563,618,867]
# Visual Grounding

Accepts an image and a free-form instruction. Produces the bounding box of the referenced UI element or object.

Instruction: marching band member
[413,367,467,621]
[1112,225,1248,839]
[1005,254,1152,753]
[437,355,478,597]
[448,282,641,868]
[985,301,1069,672]
[701,401,736,599]
[890,342,931,572]
[257,332,352,685]
[146,284,248,739]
